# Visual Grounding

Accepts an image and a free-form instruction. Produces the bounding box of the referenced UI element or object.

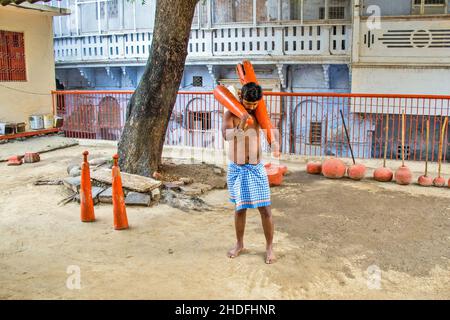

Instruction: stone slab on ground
[63,176,81,193]
[98,187,113,203]
[190,182,213,193]
[69,167,81,177]
[179,185,203,196]
[91,169,162,193]
[163,182,182,191]
[125,192,152,206]
[75,187,104,204]
[0,136,78,162]
[151,188,161,202]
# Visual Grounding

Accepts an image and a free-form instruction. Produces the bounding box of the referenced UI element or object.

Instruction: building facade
[51,0,449,160]
[0,2,69,129]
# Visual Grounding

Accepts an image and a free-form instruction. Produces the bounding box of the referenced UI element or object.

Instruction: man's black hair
[241,82,262,102]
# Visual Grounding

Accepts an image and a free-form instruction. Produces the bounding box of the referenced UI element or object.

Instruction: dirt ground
[0,141,449,299]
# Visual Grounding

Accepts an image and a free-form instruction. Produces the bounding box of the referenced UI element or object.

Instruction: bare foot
[265,248,276,264]
[227,243,245,258]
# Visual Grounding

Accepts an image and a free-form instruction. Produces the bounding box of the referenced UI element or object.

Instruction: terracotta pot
[394,166,412,185]
[417,175,433,187]
[373,167,393,182]
[433,176,446,187]
[322,158,346,179]
[347,164,366,181]
[306,161,322,175]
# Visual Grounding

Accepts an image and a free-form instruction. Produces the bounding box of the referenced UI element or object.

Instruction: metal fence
[52,90,450,163]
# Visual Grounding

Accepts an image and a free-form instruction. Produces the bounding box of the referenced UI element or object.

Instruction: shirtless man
[221,82,275,264]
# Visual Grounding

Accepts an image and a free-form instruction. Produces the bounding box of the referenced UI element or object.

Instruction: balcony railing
[52,90,450,163]
[54,24,352,63]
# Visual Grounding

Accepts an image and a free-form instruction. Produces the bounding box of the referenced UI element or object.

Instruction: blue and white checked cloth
[227,161,271,211]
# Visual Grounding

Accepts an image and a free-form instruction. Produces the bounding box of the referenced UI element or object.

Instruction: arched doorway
[292,99,327,156]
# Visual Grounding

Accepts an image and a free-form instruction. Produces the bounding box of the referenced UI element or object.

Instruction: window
[108,0,119,18]
[193,76,203,87]
[309,121,322,145]
[189,112,212,130]
[397,145,410,160]
[289,0,302,20]
[0,30,26,82]
[319,7,346,19]
[213,0,253,24]
[256,0,278,22]
[412,0,447,14]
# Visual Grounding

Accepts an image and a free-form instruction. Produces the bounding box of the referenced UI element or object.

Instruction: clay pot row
[306,158,366,181]
[308,159,449,188]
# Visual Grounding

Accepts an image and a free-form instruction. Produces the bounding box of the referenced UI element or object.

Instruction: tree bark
[118,0,199,176]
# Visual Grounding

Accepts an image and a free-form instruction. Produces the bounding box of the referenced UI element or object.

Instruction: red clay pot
[322,158,346,179]
[265,166,283,186]
[347,164,366,180]
[417,175,433,187]
[306,161,322,175]
[279,165,288,175]
[433,176,446,187]
[394,166,412,185]
[373,167,393,182]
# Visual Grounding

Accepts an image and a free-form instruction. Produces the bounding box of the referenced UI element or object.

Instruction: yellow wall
[0,7,56,129]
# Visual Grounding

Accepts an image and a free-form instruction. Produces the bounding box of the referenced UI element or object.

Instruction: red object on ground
[7,155,23,166]
[213,85,254,127]
[321,158,346,179]
[373,167,393,182]
[80,151,95,222]
[23,152,40,163]
[433,176,446,187]
[394,166,412,185]
[0,128,59,141]
[306,161,322,174]
[236,60,275,146]
[264,163,284,186]
[347,164,366,180]
[279,165,288,175]
[418,175,433,187]
[112,154,129,230]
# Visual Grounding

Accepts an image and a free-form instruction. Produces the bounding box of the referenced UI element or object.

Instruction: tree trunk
[118,0,199,176]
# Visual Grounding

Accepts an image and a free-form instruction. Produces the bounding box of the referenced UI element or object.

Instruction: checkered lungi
[227,161,271,211]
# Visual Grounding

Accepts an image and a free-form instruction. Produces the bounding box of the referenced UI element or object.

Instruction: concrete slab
[63,176,81,193]
[98,187,113,204]
[91,169,162,193]
[125,192,152,206]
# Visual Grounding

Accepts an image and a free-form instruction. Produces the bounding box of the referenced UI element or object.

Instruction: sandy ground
[0,140,449,299]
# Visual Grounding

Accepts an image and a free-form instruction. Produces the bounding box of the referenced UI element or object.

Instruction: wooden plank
[0,128,60,140]
[91,169,162,193]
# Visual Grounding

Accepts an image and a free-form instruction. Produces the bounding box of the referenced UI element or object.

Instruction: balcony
[54,24,352,66]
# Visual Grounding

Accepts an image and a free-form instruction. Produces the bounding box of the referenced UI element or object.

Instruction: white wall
[352,67,450,96]
[0,7,57,127]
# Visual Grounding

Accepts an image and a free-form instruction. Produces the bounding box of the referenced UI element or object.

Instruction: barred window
[309,121,322,145]
[189,111,212,130]
[0,30,26,82]
[193,76,203,87]
[319,7,346,19]
[412,0,447,14]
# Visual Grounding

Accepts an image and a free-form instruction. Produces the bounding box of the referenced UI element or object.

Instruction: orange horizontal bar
[51,90,450,100]
[0,128,60,141]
